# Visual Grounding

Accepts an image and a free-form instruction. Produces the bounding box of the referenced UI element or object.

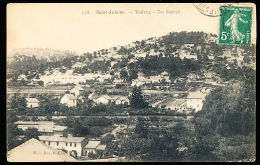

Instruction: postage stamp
[218,6,253,45]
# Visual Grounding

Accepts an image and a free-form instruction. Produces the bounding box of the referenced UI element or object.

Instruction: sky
[6,3,256,54]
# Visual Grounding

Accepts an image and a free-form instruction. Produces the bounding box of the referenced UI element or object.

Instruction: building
[60,94,77,107]
[83,140,106,157]
[70,85,84,98]
[7,138,77,162]
[114,96,130,105]
[94,95,113,104]
[25,98,40,108]
[93,95,130,105]
[186,91,208,112]
[38,134,88,157]
[17,124,67,136]
[187,73,198,81]
[203,71,215,79]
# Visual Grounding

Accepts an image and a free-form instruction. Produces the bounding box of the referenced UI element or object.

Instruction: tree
[71,120,90,137]
[128,86,148,109]
[37,80,44,86]
[44,102,59,114]
[120,69,128,80]
[128,70,138,81]
[101,134,115,145]
[24,128,40,140]
[134,119,149,138]
[110,70,115,76]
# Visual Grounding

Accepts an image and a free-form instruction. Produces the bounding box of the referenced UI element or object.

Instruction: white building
[70,86,84,98]
[83,140,106,156]
[60,94,77,107]
[186,91,208,112]
[39,135,88,157]
[25,98,40,108]
[94,95,113,104]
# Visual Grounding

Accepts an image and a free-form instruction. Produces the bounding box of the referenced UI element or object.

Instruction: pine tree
[128,86,147,109]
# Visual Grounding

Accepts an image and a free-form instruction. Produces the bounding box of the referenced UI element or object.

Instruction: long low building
[15,121,67,136]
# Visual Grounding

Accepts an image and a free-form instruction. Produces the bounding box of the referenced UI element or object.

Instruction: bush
[88,151,98,159]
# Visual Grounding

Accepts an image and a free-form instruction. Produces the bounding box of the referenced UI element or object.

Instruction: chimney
[67,134,73,138]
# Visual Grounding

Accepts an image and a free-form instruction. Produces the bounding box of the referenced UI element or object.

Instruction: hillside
[7,31,255,87]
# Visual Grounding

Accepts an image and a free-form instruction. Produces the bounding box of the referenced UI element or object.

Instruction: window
[48,141,50,145]
[74,143,76,147]
[70,143,72,147]
[66,143,67,146]
[197,104,199,108]
[57,142,59,146]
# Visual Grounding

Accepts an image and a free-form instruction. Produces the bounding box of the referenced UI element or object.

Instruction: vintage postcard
[7,3,256,162]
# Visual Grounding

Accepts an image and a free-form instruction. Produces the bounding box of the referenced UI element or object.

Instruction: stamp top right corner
[218,5,253,45]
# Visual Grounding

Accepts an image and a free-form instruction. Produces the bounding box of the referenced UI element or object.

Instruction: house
[113,78,124,84]
[70,85,84,98]
[94,95,113,104]
[38,134,88,157]
[83,140,106,157]
[187,73,198,81]
[186,91,208,112]
[7,138,77,162]
[114,96,130,105]
[60,94,77,107]
[18,125,67,136]
[25,98,40,108]
[203,71,215,79]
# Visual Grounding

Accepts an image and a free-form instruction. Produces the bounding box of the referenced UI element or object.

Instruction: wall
[53,130,63,136]
[42,141,83,156]
[40,132,54,136]
[26,102,39,108]
[187,98,203,112]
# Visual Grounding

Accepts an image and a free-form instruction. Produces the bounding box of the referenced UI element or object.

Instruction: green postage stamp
[219,6,252,45]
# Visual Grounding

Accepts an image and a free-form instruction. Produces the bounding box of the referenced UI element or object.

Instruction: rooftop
[25,98,39,103]
[7,138,77,162]
[96,145,106,151]
[38,136,85,143]
[187,91,208,99]
[84,141,101,149]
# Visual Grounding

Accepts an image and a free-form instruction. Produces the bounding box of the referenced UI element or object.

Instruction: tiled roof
[96,145,106,151]
[73,85,84,91]
[84,141,100,149]
[100,95,113,100]
[25,98,39,103]
[7,138,77,162]
[39,136,85,143]
[187,91,207,99]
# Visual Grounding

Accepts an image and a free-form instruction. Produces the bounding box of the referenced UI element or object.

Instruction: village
[7,31,256,162]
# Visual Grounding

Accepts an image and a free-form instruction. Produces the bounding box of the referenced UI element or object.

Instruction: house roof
[98,95,113,100]
[62,94,76,100]
[7,138,77,162]
[38,136,85,143]
[112,95,129,101]
[25,98,39,103]
[96,145,106,151]
[187,91,207,99]
[71,85,84,91]
[84,141,101,149]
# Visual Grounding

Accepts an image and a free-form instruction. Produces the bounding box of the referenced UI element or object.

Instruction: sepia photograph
[6,3,256,162]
